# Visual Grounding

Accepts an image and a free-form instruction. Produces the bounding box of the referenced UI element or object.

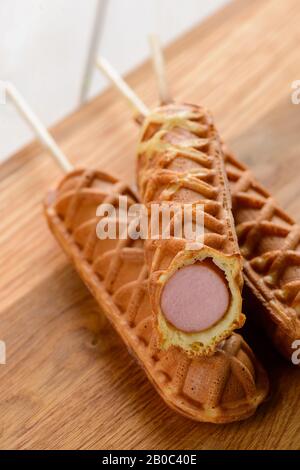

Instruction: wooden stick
[96,57,149,118]
[148,34,172,104]
[5,82,73,173]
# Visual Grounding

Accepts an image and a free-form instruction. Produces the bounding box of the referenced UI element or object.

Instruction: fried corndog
[224,149,300,362]
[97,53,244,356]
[136,103,244,356]
[44,169,269,423]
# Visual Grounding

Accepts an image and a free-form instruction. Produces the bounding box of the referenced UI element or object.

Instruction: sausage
[137,103,244,355]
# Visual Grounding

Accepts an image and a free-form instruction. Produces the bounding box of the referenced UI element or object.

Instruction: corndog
[44,169,269,423]
[137,103,244,356]
[225,148,300,362]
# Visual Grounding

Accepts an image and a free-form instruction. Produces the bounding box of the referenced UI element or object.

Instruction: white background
[0,0,227,162]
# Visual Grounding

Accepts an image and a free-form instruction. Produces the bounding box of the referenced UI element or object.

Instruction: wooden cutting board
[1,0,300,450]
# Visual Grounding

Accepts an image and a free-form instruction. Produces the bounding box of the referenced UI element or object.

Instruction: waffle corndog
[44,169,269,423]
[137,103,244,356]
[224,149,300,362]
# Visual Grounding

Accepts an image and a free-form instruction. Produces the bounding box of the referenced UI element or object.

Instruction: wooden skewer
[148,34,172,105]
[96,57,149,119]
[5,82,73,173]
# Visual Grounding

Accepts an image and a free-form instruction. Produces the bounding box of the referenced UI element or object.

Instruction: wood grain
[1,0,300,449]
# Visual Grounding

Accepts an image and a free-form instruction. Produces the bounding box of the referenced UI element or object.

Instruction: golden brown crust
[44,169,268,423]
[224,148,300,363]
[137,103,244,355]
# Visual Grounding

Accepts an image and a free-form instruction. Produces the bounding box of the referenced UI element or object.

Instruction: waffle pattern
[138,103,240,255]
[137,103,244,355]
[44,169,268,423]
[225,149,300,361]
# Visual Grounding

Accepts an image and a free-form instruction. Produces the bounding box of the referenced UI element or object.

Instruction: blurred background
[0,0,228,162]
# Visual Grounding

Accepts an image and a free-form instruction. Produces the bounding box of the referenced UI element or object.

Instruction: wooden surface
[1,0,300,450]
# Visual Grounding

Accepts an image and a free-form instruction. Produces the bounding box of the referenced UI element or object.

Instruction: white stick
[96,57,149,117]
[148,34,172,104]
[5,82,73,173]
